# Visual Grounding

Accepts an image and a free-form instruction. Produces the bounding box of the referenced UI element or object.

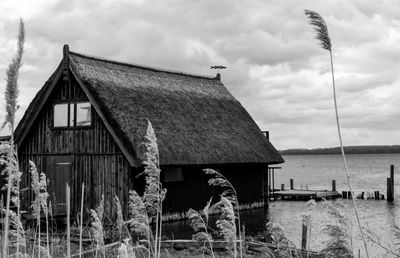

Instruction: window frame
[52,101,92,130]
[52,103,69,128]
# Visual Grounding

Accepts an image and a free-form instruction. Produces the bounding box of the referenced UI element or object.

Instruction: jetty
[269,164,395,201]
[273,189,341,201]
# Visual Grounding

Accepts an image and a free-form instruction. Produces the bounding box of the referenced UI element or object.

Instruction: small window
[69,104,75,126]
[76,102,91,126]
[53,102,91,128]
[54,104,68,127]
[164,168,183,182]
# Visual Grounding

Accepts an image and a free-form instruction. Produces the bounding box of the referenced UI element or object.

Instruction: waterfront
[163,154,400,257]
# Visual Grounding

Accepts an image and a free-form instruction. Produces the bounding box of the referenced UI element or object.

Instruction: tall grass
[90,195,105,258]
[266,222,300,257]
[203,168,243,257]
[138,120,166,258]
[2,18,25,258]
[29,160,50,256]
[188,197,214,257]
[115,194,124,241]
[79,183,85,258]
[299,199,316,257]
[304,10,369,258]
[214,196,237,257]
[126,190,150,243]
[321,201,353,257]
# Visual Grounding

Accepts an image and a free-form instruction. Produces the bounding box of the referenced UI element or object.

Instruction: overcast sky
[0,0,399,150]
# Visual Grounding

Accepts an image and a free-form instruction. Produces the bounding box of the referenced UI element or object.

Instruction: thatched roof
[16,46,284,166]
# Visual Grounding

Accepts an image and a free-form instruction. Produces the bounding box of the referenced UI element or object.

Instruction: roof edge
[68,64,138,167]
[15,61,64,146]
[68,49,220,81]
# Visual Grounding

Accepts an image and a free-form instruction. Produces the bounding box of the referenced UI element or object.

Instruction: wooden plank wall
[19,73,134,220]
[162,164,266,213]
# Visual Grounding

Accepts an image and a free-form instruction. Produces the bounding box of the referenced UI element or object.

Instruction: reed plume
[118,239,135,258]
[304,9,369,258]
[188,197,214,258]
[2,19,25,258]
[213,196,237,257]
[321,201,353,257]
[115,195,124,241]
[30,160,50,256]
[3,18,24,131]
[203,168,243,257]
[90,195,105,258]
[299,199,316,257]
[138,119,166,258]
[127,190,150,240]
[266,222,299,257]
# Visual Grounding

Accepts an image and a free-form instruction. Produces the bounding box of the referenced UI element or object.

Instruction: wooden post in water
[342,191,347,199]
[387,165,394,202]
[290,179,294,190]
[332,180,336,192]
[301,218,307,250]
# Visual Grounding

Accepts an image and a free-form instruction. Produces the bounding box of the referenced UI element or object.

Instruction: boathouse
[14,45,283,219]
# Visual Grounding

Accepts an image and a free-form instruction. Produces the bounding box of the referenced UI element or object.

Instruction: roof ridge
[69,50,219,81]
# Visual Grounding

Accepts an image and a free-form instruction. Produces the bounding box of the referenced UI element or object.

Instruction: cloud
[0,0,398,150]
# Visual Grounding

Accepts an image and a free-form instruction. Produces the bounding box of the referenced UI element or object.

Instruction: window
[76,102,91,126]
[53,102,91,128]
[54,104,68,127]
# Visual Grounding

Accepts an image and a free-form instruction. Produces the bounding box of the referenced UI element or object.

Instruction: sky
[0,0,399,150]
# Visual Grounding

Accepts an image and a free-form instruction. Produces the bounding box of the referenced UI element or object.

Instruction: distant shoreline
[279,145,400,155]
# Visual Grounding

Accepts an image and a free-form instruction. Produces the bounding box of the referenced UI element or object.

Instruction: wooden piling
[387,165,394,202]
[387,178,393,202]
[342,191,347,199]
[281,184,285,191]
[332,180,336,192]
[290,179,294,190]
[301,218,307,250]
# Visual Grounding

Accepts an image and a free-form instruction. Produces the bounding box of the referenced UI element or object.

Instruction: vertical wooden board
[117,155,124,213]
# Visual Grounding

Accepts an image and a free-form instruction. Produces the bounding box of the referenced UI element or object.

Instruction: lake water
[163,154,400,257]
[270,154,400,257]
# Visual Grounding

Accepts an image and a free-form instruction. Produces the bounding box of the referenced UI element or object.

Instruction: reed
[214,196,237,257]
[299,199,316,257]
[139,120,166,258]
[90,195,105,258]
[266,222,300,257]
[188,197,214,258]
[126,189,151,256]
[67,184,71,258]
[203,168,243,257]
[29,161,50,256]
[304,10,369,258]
[79,183,85,258]
[2,18,25,258]
[115,195,124,241]
[321,201,353,257]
